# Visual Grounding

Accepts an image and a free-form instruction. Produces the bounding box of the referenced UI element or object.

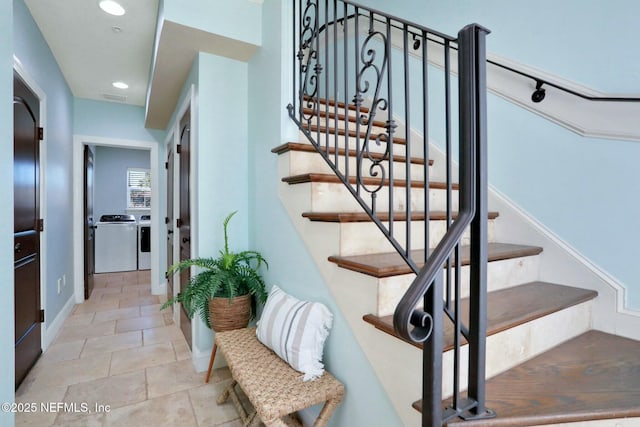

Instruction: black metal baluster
[423,273,443,427]
[343,2,350,182]
[422,29,430,268]
[354,8,361,197]
[333,0,339,170]
[444,39,453,309]
[403,24,411,259]
[385,16,393,228]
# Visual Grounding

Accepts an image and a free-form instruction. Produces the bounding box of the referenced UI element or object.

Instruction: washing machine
[138,214,151,270]
[95,214,138,273]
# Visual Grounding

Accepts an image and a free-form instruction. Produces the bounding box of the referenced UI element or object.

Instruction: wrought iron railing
[287,1,493,425]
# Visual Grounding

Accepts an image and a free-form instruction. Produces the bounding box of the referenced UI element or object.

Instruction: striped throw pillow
[256,285,333,381]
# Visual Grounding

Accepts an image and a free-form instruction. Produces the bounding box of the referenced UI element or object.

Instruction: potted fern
[161,211,268,332]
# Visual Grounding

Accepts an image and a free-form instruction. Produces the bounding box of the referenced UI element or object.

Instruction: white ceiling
[24,0,159,106]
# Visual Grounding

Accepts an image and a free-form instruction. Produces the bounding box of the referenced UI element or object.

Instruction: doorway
[166,142,175,312]
[178,107,192,349]
[84,146,95,299]
[13,71,42,389]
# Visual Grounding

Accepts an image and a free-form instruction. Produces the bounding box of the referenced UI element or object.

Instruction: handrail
[318,12,640,103]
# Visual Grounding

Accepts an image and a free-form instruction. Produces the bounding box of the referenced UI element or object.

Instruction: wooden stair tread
[282,173,457,190]
[303,123,407,145]
[302,211,499,222]
[329,243,543,278]
[302,106,387,128]
[431,331,640,425]
[302,95,370,113]
[363,282,597,351]
[271,142,433,166]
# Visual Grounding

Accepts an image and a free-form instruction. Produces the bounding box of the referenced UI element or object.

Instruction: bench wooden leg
[313,397,343,427]
[205,343,217,383]
[216,379,236,405]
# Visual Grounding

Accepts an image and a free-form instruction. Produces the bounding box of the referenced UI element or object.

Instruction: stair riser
[282,150,428,181]
[441,300,593,398]
[339,219,496,256]
[375,255,540,317]
[313,115,407,139]
[307,181,458,213]
[299,130,410,157]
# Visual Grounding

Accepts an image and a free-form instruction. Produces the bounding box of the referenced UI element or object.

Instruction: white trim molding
[72,135,161,304]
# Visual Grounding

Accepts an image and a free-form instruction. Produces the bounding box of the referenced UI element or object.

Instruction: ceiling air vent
[102,93,127,103]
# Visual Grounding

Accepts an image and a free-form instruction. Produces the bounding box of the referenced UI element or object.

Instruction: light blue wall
[93,146,151,220]
[196,52,250,257]
[14,0,75,330]
[360,0,640,93]
[354,0,640,309]
[247,2,403,426]
[163,0,261,47]
[1,1,14,424]
[74,99,165,143]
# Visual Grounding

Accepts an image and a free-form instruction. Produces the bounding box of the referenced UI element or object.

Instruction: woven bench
[215,327,345,427]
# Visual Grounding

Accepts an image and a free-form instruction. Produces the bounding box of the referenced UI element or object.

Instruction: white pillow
[256,285,333,381]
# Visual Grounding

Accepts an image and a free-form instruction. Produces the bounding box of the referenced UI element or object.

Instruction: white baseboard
[42,295,75,351]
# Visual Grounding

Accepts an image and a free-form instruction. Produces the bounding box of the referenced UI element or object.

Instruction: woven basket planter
[208,294,251,333]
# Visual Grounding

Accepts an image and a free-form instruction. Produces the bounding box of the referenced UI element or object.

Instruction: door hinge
[165,216,170,224]
[176,144,182,154]
[176,218,183,228]
[165,161,169,169]
[38,127,44,141]
[37,218,44,232]
[39,309,45,323]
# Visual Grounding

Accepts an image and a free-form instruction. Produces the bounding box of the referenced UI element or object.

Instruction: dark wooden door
[166,146,174,312]
[178,108,192,349]
[13,72,42,389]
[84,145,95,299]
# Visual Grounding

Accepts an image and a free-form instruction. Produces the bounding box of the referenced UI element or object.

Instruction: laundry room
[92,145,152,273]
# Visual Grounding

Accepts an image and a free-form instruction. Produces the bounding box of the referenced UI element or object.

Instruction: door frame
[164,129,178,322]
[72,136,159,303]
[13,57,48,351]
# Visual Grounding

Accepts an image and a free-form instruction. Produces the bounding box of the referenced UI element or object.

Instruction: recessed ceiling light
[112,81,129,89]
[99,0,125,16]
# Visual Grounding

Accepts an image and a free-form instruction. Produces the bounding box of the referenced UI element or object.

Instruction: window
[127,168,151,209]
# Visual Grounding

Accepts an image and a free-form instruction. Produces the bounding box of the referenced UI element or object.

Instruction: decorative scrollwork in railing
[353,29,392,206]
[299,0,320,125]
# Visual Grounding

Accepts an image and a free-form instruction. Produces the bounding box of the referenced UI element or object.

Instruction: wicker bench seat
[215,327,345,427]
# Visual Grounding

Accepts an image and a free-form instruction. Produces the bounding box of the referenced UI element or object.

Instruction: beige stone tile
[72,299,120,314]
[214,420,245,427]
[189,380,241,426]
[163,313,174,325]
[119,295,160,308]
[65,312,95,326]
[126,284,153,293]
[31,353,111,389]
[51,412,106,427]
[142,324,185,346]
[103,390,197,427]
[110,342,176,376]
[15,384,68,427]
[138,288,152,297]
[140,303,163,316]
[116,314,165,333]
[172,339,191,361]
[89,286,124,297]
[98,289,139,303]
[209,367,232,384]
[93,306,141,323]
[81,331,142,357]
[55,370,146,425]
[39,339,85,365]
[55,321,116,343]
[146,359,203,398]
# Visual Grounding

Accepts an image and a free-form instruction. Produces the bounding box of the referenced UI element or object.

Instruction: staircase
[281,1,640,425]
[274,99,640,426]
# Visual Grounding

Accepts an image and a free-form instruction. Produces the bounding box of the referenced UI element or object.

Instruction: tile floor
[15,271,249,427]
